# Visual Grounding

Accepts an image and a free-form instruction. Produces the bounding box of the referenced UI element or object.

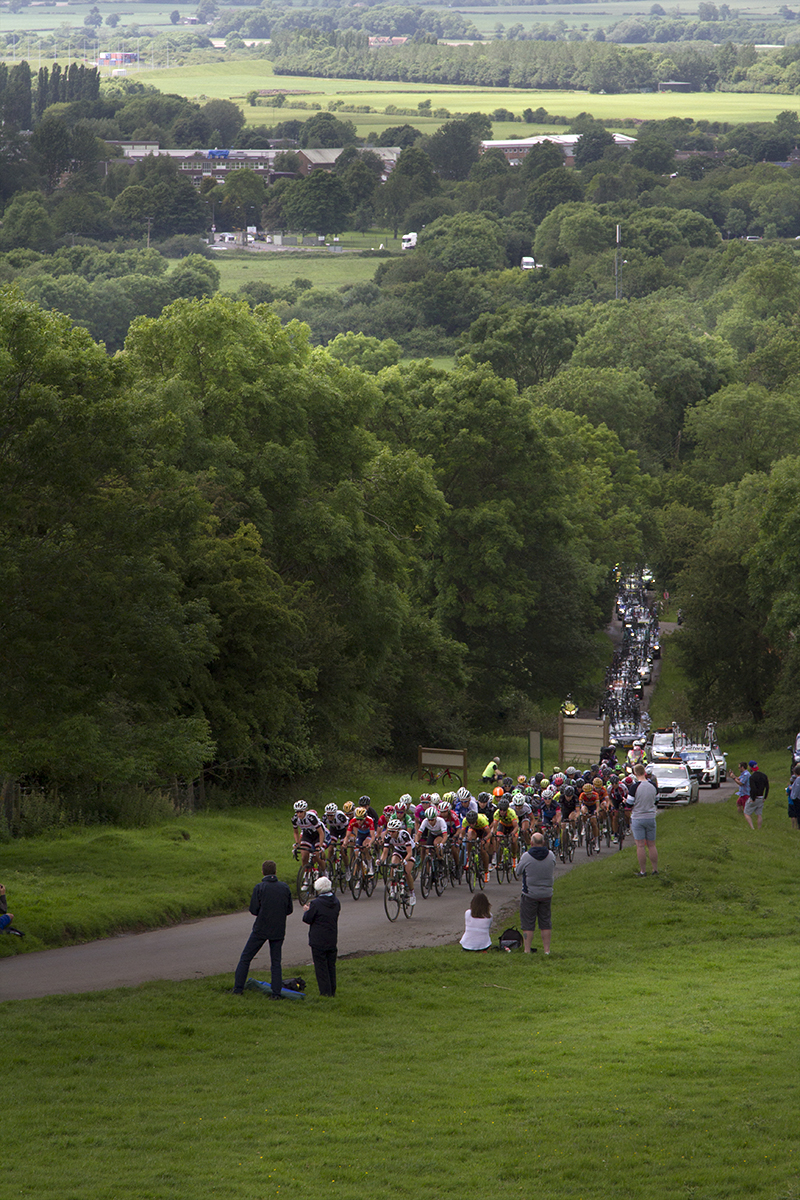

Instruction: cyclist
[607,774,629,840]
[454,786,477,823]
[481,757,502,785]
[417,804,448,869]
[359,794,381,826]
[292,800,325,869]
[322,803,349,872]
[513,791,533,847]
[491,796,520,862]
[414,793,434,833]
[461,808,491,880]
[580,781,600,850]
[477,791,497,861]
[394,795,415,833]
[438,798,463,877]
[540,787,560,830]
[379,818,417,907]
[343,806,376,876]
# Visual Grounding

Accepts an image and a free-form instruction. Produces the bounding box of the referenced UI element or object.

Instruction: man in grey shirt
[515,832,556,955]
[631,763,658,877]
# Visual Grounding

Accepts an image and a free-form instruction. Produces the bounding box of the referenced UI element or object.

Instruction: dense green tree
[529,365,658,455]
[460,306,579,390]
[281,171,350,234]
[0,290,215,790]
[417,213,506,272]
[682,384,800,485]
[201,98,245,146]
[298,111,357,148]
[424,120,481,181]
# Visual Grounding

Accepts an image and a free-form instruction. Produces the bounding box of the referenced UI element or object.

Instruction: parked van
[401,232,417,250]
[520,256,536,270]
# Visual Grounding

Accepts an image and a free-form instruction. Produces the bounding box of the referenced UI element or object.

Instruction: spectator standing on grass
[788,765,800,831]
[303,876,340,997]
[232,860,293,998]
[732,762,750,814]
[631,762,658,877]
[515,831,555,956]
[459,892,493,952]
[745,760,769,831]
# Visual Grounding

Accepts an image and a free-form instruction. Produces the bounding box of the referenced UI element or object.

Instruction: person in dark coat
[232,860,293,997]
[302,876,341,997]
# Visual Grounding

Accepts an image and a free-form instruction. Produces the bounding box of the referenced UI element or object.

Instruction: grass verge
[3,797,798,1200]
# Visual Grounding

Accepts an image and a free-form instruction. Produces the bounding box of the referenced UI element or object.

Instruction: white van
[401,232,417,250]
[520,256,536,270]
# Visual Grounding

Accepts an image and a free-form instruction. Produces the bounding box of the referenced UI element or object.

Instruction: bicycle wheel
[420,856,433,899]
[495,848,506,885]
[505,852,516,884]
[476,851,486,890]
[350,862,363,900]
[567,825,575,862]
[604,816,612,848]
[434,857,446,896]
[401,885,414,918]
[586,824,594,856]
[465,851,475,893]
[384,880,400,921]
[297,865,314,903]
[364,865,376,897]
[442,770,462,787]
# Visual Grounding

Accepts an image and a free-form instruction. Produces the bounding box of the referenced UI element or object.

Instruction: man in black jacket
[232,860,293,997]
[745,760,770,831]
[302,876,341,997]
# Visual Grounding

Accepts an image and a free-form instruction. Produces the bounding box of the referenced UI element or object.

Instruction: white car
[653,763,700,806]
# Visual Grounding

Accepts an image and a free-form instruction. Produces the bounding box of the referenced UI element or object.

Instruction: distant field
[140,61,800,130]
[210,248,388,294]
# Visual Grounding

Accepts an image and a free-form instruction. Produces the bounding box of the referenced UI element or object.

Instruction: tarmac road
[0,841,620,1002]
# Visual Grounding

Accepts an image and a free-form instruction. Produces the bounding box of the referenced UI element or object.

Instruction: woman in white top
[460,892,493,951]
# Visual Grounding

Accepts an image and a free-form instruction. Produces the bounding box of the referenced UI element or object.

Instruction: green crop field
[210,248,392,295]
[137,60,800,132]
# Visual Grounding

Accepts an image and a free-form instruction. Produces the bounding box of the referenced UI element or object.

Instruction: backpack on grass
[497,927,523,952]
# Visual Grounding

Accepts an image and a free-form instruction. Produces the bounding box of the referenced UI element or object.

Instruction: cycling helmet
[517,775,527,785]
[419,793,432,805]
[593,777,603,789]
[582,783,594,795]
[477,792,491,803]
[430,792,441,805]
[383,804,395,816]
[492,787,504,798]
[387,818,402,832]
[399,793,413,805]
[565,766,577,777]
[540,777,550,789]
[542,787,555,801]
[324,803,338,815]
[497,798,510,811]
[438,799,451,812]
[466,811,478,826]
[293,800,307,812]
[425,806,438,821]
[552,773,565,787]
[534,773,545,784]
[583,770,594,782]
[564,785,575,799]
[442,792,456,806]
[359,795,371,806]
[395,798,409,812]
[610,774,619,784]
[343,801,354,815]
[525,786,536,797]
[354,807,367,819]
[456,787,470,801]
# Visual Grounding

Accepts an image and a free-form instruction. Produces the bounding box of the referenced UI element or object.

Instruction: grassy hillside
[3,796,798,1200]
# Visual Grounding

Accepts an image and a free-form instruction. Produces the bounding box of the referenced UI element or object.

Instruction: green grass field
[210,248,391,295]
[136,59,800,132]
[3,797,798,1200]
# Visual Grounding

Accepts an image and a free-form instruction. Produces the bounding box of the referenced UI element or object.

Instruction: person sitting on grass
[459,892,493,952]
